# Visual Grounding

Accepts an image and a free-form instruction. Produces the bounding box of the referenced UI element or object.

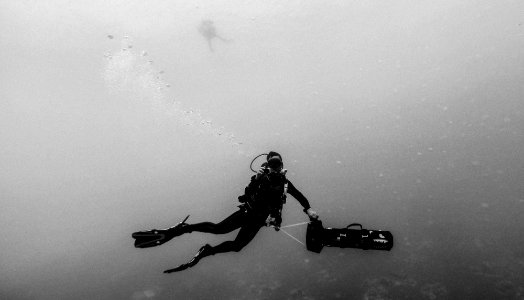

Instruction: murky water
[1,1,523,299]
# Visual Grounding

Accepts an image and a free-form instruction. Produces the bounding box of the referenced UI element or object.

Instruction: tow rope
[272,221,309,246]
[280,222,309,229]
[279,228,305,246]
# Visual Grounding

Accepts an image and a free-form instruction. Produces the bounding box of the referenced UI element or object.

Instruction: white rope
[279,228,305,246]
[280,222,309,229]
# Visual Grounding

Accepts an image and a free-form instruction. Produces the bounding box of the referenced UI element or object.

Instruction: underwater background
[1,1,523,299]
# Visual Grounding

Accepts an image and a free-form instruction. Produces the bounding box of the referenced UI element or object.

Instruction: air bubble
[103,37,251,156]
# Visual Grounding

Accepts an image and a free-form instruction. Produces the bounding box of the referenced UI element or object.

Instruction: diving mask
[267,156,283,170]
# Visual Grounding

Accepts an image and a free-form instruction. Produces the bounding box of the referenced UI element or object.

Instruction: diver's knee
[232,242,247,252]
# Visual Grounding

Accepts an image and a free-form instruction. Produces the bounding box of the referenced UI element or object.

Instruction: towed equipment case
[306,220,393,253]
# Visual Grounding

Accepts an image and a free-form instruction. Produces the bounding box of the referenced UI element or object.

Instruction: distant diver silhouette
[198,19,231,52]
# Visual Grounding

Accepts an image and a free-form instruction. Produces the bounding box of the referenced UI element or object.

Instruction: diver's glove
[305,208,319,220]
[265,214,282,231]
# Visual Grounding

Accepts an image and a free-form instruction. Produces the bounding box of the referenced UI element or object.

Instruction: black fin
[132,215,191,248]
[164,244,212,273]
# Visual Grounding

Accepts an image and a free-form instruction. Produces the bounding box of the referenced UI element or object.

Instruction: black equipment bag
[306,220,393,253]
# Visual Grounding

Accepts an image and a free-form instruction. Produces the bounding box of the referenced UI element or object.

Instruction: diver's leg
[209,221,263,254]
[184,209,245,234]
[163,218,263,273]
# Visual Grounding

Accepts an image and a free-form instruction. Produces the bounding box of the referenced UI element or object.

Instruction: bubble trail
[103,36,256,157]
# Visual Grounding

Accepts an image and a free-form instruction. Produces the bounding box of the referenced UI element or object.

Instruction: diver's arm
[286,180,311,210]
[287,180,319,219]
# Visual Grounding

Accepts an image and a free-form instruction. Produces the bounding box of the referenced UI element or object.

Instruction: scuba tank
[306,219,393,253]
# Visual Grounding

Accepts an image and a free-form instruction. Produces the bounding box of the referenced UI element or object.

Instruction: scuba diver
[132,151,319,273]
[198,19,231,52]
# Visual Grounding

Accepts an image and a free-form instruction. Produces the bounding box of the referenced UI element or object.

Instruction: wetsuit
[183,173,311,255]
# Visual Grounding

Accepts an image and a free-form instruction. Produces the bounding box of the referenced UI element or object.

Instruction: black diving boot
[166,215,192,238]
[132,215,191,248]
[164,244,214,273]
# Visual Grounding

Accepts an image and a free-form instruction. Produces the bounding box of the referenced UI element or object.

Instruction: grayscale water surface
[1,1,523,299]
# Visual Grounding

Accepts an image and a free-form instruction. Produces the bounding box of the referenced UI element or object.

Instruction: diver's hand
[255,167,269,179]
[306,208,319,220]
[258,167,269,174]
